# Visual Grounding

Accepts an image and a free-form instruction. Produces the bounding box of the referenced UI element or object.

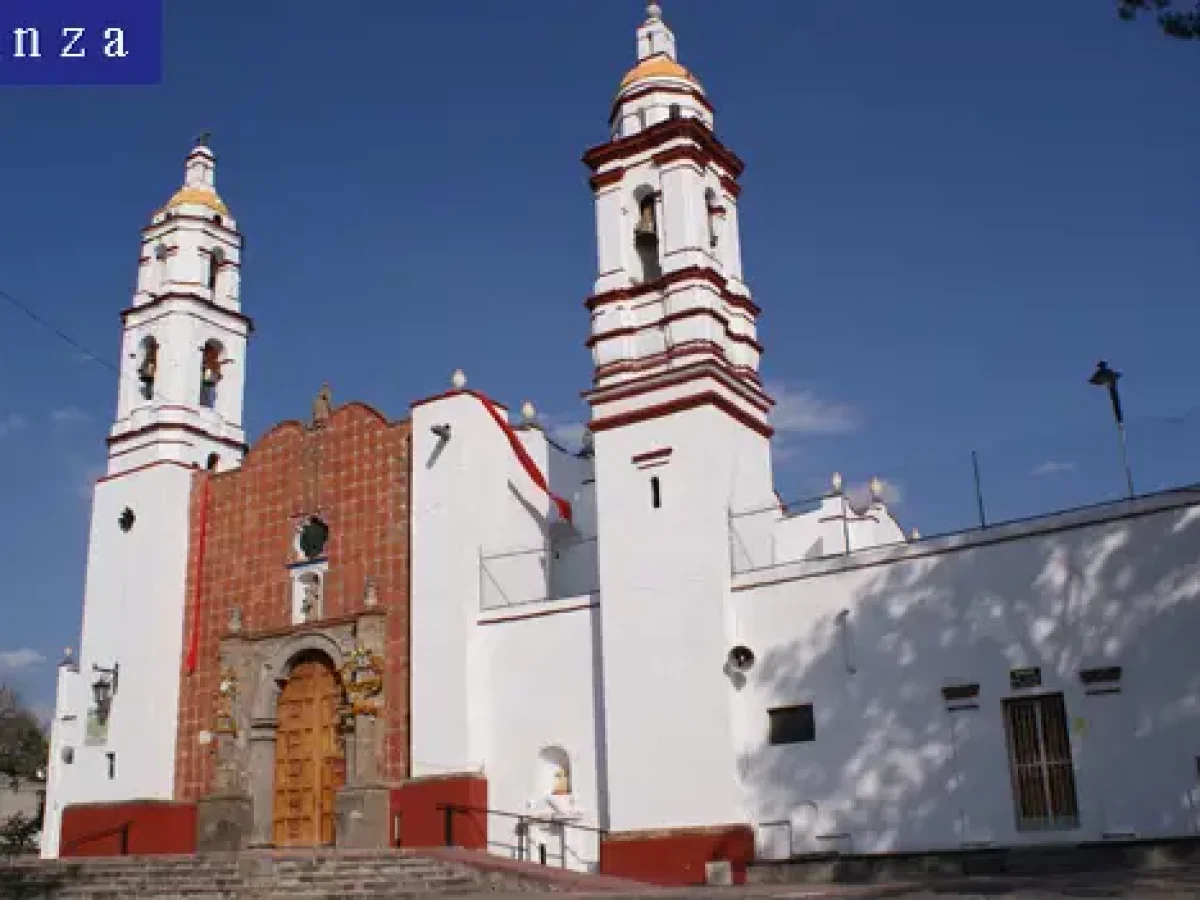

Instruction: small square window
[768,704,815,745]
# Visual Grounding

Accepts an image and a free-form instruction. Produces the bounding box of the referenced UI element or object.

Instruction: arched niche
[199,339,225,409]
[535,745,572,799]
[705,186,722,252]
[631,185,662,284]
[137,335,159,401]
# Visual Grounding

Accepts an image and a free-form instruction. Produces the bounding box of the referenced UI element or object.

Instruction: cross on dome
[158,132,230,218]
[620,0,701,96]
[636,1,676,62]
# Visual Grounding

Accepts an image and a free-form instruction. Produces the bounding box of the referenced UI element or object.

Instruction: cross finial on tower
[636,1,676,61]
[195,130,212,148]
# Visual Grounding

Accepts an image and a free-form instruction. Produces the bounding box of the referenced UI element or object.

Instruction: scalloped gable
[237,402,408,472]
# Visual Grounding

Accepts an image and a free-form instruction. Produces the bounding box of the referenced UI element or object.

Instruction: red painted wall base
[390,774,488,850]
[60,800,197,857]
[600,823,755,886]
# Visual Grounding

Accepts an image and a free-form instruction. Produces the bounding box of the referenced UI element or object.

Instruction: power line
[0,286,211,414]
[4,284,1200,482]
[0,287,119,377]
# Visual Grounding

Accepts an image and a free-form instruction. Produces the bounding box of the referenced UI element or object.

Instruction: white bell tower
[112,134,250,475]
[586,4,777,834]
[41,137,251,858]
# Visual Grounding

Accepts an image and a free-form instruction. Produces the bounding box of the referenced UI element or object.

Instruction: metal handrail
[435,802,606,868]
[480,535,598,564]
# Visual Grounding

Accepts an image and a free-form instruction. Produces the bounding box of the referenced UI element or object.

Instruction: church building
[40,3,1200,887]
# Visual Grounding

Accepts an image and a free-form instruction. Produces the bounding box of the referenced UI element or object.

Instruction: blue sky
[0,1,1197,713]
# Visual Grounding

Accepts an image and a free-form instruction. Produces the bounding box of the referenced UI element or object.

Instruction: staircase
[0,849,574,899]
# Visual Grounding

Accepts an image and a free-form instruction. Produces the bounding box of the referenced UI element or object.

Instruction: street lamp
[91,663,119,724]
[1088,360,1134,499]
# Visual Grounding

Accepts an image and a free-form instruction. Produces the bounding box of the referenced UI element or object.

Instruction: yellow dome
[619,54,700,91]
[161,186,229,217]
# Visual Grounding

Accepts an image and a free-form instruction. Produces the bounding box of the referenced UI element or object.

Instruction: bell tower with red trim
[110,135,251,478]
[583,3,771,437]
[585,4,776,842]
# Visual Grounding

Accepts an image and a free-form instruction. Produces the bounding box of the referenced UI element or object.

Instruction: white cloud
[0,649,46,671]
[0,413,28,438]
[768,383,859,435]
[1033,461,1076,477]
[50,406,92,427]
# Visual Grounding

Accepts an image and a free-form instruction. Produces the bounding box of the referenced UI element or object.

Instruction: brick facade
[174,402,412,801]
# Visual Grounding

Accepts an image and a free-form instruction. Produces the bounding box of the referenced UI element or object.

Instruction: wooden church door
[272,654,346,847]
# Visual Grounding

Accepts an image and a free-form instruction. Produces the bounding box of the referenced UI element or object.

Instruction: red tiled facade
[174,402,412,800]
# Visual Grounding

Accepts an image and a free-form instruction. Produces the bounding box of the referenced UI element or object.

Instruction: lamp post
[91,663,119,724]
[1088,360,1134,499]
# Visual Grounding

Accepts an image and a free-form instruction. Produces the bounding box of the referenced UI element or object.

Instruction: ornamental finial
[647,2,662,21]
[195,130,212,148]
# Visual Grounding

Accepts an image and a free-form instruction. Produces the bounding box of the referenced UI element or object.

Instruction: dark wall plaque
[1080,666,1123,685]
[1010,667,1042,690]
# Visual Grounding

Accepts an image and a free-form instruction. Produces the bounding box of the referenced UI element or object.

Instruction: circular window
[118,508,136,532]
[298,517,329,560]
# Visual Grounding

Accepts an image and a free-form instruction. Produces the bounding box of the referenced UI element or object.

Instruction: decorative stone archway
[253,631,348,719]
[196,610,387,851]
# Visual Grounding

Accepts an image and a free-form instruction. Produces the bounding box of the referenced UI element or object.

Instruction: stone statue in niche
[301,575,321,622]
[228,605,243,634]
[311,382,333,429]
[214,667,238,736]
[551,766,571,796]
[363,577,379,608]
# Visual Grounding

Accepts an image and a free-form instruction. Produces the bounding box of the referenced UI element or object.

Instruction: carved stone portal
[197,612,388,851]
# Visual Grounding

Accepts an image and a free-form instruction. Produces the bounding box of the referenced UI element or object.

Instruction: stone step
[0,850,568,899]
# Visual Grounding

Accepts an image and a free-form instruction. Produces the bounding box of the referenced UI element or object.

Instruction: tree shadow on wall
[738,500,1200,895]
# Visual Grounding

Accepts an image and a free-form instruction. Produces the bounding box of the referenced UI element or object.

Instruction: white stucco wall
[473,598,605,871]
[592,405,775,834]
[410,392,597,779]
[41,463,195,858]
[732,491,1200,856]
[40,663,79,859]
